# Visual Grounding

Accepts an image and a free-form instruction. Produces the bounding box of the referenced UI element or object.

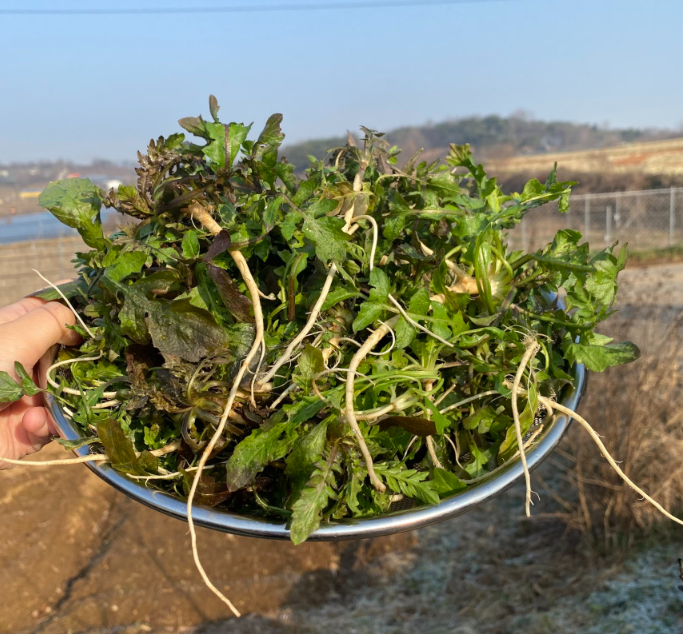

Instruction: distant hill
[282,114,680,173]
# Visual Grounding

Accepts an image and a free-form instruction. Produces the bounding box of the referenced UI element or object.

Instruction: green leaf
[31,279,87,302]
[178,115,208,137]
[289,448,339,545]
[227,122,252,168]
[14,362,41,397]
[499,384,538,459]
[226,418,293,491]
[395,317,415,349]
[0,372,23,404]
[203,121,228,169]
[394,287,431,348]
[181,230,201,259]
[286,419,330,498]
[432,468,467,496]
[368,268,391,303]
[208,94,220,121]
[147,299,230,362]
[294,345,325,391]
[352,301,385,332]
[564,340,640,372]
[375,464,439,506]
[96,418,146,476]
[263,195,283,228]
[422,398,452,434]
[55,436,101,450]
[253,113,285,164]
[283,396,327,425]
[105,250,148,283]
[302,215,349,263]
[39,178,105,248]
[320,287,361,312]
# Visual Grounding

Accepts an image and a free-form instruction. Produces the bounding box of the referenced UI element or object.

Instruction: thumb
[0,302,82,371]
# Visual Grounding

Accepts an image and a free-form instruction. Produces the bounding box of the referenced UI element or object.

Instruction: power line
[0,0,514,16]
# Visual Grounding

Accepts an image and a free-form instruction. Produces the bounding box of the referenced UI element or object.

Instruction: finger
[22,406,58,443]
[0,297,47,325]
[0,279,76,324]
[0,302,81,369]
[0,406,55,468]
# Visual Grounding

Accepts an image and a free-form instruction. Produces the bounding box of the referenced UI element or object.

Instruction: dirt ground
[1,263,683,634]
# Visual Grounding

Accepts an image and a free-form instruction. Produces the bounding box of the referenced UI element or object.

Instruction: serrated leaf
[0,371,23,404]
[375,464,439,506]
[226,418,293,491]
[56,436,101,450]
[564,340,640,372]
[302,214,349,262]
[39,178,105,248]
[289,447,338,545]
[14,362,41,397]
[227,122,252,168]
[286,419,330,497]
[352,301,384,332]
[105,250,148,283]
[368,268,390,303]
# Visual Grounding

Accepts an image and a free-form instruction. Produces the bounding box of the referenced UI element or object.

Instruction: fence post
[605,205,612,245]
[670,187,676,246]
[584,195,590,239]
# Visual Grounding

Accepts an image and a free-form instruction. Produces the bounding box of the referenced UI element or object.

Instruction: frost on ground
[195,466,683,634]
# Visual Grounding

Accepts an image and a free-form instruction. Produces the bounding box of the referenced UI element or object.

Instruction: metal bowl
[43,362,586,541]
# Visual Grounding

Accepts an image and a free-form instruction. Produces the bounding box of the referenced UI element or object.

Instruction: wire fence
[1,187,682,307]
[507,187,683,253]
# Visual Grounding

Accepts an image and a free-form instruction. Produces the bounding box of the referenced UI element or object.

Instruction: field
[488,137,683,178]
[1,241,683,633]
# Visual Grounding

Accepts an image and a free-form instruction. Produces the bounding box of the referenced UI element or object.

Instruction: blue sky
[1,0,682,163]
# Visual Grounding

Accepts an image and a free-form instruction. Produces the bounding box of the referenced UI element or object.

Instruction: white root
[357,393,419,422]
[0,438,181,469]
[351,212,456,349]
[511,339,541,518]
[46,355,119,400]
[438,390,500,415]
[259,263,337,386]
[345,316,400,492]
[183,203,267,618]
[33,269,96,340]
[434,382,457,407]
[538,396,683,528]
[426,436,444,470]
[388,295,454,347]
[0,454,109,466]
[268,383,298,410]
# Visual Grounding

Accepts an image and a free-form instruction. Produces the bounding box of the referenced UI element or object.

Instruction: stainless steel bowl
[43,363,586,541]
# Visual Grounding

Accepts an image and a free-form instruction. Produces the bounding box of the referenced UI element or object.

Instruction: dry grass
[550,306,683,550]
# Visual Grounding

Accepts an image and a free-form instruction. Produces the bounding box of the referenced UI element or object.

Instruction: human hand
[0,297,81,466]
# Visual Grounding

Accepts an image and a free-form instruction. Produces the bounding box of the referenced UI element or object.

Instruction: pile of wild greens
[28,97,637,544]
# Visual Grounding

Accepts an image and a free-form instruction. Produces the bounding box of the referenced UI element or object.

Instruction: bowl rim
[44,363,586,541]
